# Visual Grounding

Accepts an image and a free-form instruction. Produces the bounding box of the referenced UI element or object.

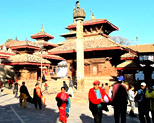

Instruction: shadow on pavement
[0,102,59,123]
[102,113,114,122]
[126,113,140,123]
[80,113,114,123]
[80,114,93,123]
[0,93,8,97]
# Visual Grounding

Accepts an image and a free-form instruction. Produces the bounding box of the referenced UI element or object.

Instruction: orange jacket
[36,87,42,98]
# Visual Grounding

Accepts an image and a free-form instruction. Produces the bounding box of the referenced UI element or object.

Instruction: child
[66,95,71,114]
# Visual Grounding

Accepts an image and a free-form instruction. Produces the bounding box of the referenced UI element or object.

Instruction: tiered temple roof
[0,26,63,66]
[121,52,137,60]
[61,16,119,40]
[0,50,15,59]
[1,40,18,48]
[67,19,119,32]
[31,26,54,40]
[117,60,139,70]
[31,26,58,49]
[49,36,128,54]
[9,40,40,50]
[35,53,65,60]
[0,44,15,59]
[35,41,58,48]
[2,54,50,66]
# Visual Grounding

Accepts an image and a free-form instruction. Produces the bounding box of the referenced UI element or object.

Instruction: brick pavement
[0,90,146,123]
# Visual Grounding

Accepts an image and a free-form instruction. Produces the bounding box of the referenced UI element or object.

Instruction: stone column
[76,20,84,90]
[73,1,86,90]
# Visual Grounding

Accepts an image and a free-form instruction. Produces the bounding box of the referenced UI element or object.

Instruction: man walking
[112,79,128,123]
[68,76,74,98]
[135,82,151,123]
[19,82,29,108]
[63,81,69,92]
[14,80,19,98]
[88,80,111,123]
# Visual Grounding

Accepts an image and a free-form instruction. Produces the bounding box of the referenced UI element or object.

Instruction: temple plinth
[73,1,86,90]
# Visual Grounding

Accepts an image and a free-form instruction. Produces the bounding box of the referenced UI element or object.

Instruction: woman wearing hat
[88,80,111,123]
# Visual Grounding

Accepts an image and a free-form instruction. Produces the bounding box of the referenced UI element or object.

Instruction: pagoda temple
[31,26,65,77]
[2,40,50,81]
[0,2,153,91]
[1,27,64,85]
[48,12,136,89]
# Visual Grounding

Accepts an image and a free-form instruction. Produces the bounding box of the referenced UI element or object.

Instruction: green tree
[6,39,13,42]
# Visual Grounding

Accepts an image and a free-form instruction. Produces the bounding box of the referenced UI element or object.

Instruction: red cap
[93,80,100,85]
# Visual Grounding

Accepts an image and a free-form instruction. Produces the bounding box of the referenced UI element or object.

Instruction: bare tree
[110,36,131,46]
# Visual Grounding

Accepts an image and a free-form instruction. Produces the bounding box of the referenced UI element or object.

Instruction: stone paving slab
[0,105,20,123]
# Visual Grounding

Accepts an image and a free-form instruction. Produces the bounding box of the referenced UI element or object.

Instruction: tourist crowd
[4,75,154,123]
[88,75,154,123]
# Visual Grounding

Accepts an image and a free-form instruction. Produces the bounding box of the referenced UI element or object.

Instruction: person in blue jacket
[135,82,151,123]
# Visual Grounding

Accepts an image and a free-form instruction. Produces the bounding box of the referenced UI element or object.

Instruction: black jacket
[64,83,69,92]
[20,85,29,96]
[112,83,128,106]
[33,88,42,102]
[135,88,150,109]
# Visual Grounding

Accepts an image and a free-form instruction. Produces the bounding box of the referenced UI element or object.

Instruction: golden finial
[41,25,44,32]
[92,13,95,20]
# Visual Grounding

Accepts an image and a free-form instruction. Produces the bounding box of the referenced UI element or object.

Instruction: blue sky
[0,0,154,45]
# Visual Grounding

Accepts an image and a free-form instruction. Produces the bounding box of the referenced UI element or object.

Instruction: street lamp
[40,44,44,88]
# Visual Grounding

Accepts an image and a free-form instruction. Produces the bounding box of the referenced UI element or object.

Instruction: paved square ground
[0,92,147,123]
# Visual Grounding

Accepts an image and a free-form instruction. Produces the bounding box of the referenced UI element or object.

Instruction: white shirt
[128,90,135,101]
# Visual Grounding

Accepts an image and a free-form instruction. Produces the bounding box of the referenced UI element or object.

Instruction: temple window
[139,55,154,61]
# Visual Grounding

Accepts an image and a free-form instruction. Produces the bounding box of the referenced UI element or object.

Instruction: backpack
[135,89,144,102]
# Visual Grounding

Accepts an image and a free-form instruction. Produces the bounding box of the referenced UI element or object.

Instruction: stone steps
[7,76,116,95]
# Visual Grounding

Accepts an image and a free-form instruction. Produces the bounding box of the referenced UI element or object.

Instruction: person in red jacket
[88,80,111,123]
